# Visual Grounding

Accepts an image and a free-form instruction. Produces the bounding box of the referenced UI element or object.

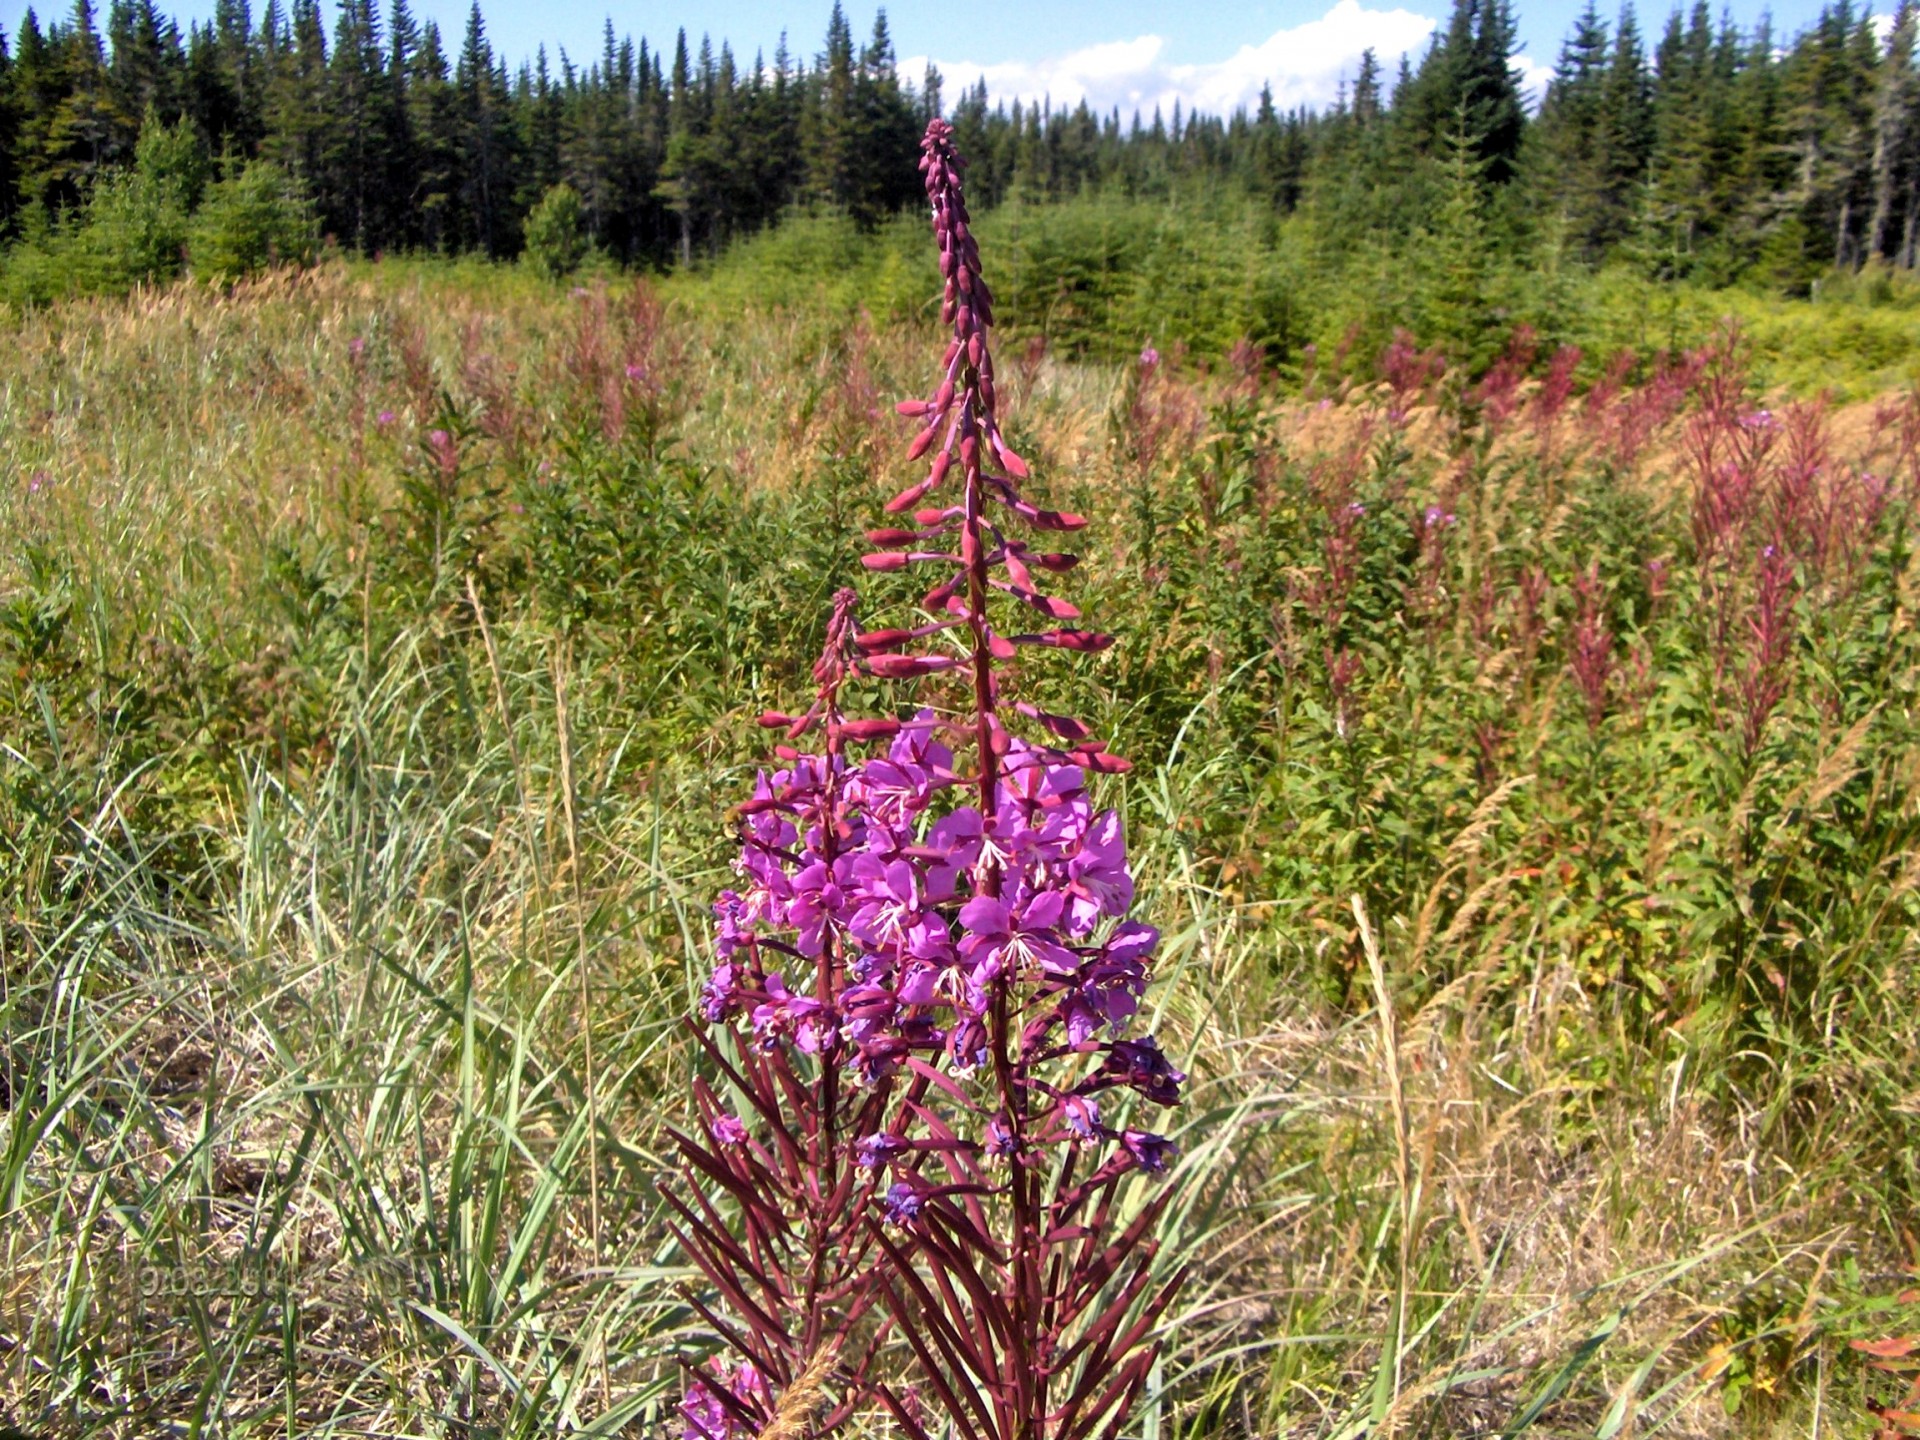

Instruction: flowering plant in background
[669,118,1186,1440]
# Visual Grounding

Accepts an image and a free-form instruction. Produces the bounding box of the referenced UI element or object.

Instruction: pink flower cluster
[680,1358,770,1440]
[701,711,1179,1172]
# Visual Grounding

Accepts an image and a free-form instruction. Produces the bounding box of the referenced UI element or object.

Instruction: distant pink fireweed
[427,428,458,485]
[1471,325,1537,432]
[1378,327,1444,425]
[670,118,1185,1440]
[1569,562,1615,734]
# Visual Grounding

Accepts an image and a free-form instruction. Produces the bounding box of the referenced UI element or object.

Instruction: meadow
[3,226,1920,1438]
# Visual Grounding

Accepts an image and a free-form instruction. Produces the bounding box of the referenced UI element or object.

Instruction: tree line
[0,0,1917,287]
[0,0,932,266]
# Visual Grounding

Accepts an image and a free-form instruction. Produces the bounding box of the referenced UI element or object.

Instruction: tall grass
[2,261,1917,1436]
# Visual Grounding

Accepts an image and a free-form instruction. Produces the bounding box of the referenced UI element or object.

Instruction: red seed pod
[1011,589,1081,620]
[758,711,794,729]
[855,628,917,653]
[839,718,903,741]
[895,399,929,417]
[1016,629,1115,651]
[885,476,937,514]
[865,528,920,546]
[994,439,1030,479]
[865,654,961,678]
[1017,704,1092,742]
[1082,751,1133,774]
[913,507,952,526]
[929,451,952,486]
[862,552,911,571]
[1035,553,1079,571]
[1009,502,1086,531]
[772,744,802,761]
[907,425,939,461]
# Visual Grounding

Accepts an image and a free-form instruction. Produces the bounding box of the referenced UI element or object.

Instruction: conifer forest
[4,0,1920,281]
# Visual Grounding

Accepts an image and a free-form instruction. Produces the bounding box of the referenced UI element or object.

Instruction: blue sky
[5,0,1848,115]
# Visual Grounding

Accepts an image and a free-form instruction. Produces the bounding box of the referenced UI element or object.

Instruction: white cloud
[906,0,1555,122]
[1514,55,1555,100]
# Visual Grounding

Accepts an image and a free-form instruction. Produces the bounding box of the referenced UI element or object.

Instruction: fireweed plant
[669,119,1186,1440]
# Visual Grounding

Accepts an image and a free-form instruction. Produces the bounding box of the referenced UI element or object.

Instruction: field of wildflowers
[4,154,1920,1436]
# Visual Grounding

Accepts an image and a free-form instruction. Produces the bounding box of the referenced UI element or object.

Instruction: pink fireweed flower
[1570,562,1615,733]
[856,1132,909,1169]
[1120,1128,1177,1172]
[676,120,1186,1440]
[427,428,457,485]
[882,1181,924,1226]
[680,1359,769,1440]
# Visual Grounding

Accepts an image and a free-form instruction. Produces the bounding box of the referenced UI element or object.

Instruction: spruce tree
[406,17,456,249]
[44,0,125,209]
[0,25,18,230]
[322,0,392,250]
[453,1,512,255]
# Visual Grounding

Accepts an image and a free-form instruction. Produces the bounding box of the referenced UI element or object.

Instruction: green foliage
[522,181,588,280]
[0,110,208,303]
[674,192,1920,395]
[1414,117,1504,373]
[76,111,208,285]
[667,207,931,321]
[186,158,318,284]
[0,119,310,304]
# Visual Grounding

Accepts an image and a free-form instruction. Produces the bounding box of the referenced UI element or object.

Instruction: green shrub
[522,182,589,280]
[0,207,86,307]
[79,115,210,289]
[0,114,210,305]
[188,159,318,284]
